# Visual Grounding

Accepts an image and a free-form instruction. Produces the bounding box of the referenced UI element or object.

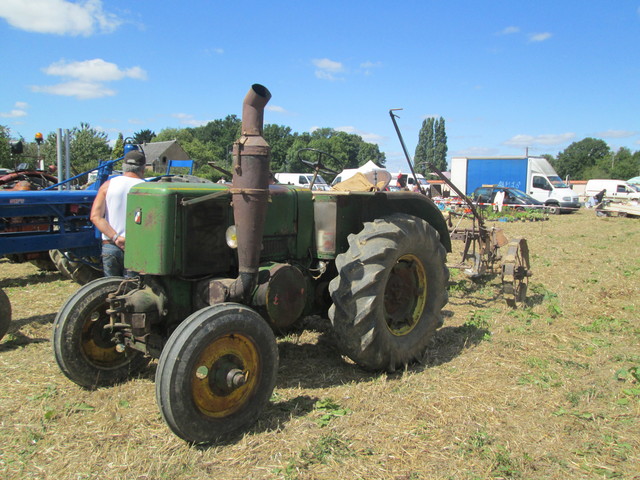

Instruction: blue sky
[1,0,639,172]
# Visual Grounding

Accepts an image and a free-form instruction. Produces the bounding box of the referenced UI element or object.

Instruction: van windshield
[306,174,328,185]
[547,176,569,188]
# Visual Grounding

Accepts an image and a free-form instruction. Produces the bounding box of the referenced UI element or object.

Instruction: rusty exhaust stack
[228,84,272,301]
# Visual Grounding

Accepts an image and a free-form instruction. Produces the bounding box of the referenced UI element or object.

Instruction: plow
[389,110,533,308]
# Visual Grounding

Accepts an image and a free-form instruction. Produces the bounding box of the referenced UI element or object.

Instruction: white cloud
[497,26,520,35]
[528,32,552,43]
[32,58,146,100]
[312,58,344,81]
[454,146,501,157]
[43,59,147,82]
[0,0,121,36]
[31,81,116,99]
[0,101,29,118]
[203,47,224,56]
[360,60,382,76]
[594,129,638,139]
[335,126,384,144]
[171,113,209,127]
[266,105,289,114]
[504,133,574,147]
[360,61,382,69]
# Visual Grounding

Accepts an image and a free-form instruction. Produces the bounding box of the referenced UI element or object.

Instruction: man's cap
[124,150,146,166]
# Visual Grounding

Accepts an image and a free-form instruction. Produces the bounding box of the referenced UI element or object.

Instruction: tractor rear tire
[328,213,449,371]
[52,277,149,389]
[0,289,11,341]
[50,250,102,285]
[156,304,278,443]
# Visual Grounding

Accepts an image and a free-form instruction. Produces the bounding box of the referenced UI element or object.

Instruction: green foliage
[313,398,352,427]
[553,138,611,180]
[460,310,492,341]
[528,284,562,319]
[273,432,354,479]
[132,129,156,144]
[0,124,12,168]
[580,316,629,334]
[609,147,640,180]
[69,123,111,175]
[414,116,447,176]
[283,128,385,176]
[34,124,111,181]
[151,119,384,182]
[434,117,448,172]
[414,117,435,174]
[264,123,295,172]
[458,430,524,478]
[111,133,124,159]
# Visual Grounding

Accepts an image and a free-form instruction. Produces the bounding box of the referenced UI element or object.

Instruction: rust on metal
[228,84,272,301]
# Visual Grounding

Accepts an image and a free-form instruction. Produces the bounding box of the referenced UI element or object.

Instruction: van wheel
[546,204,560,215]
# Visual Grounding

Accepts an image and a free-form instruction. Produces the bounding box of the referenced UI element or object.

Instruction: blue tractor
[0,145,135,339]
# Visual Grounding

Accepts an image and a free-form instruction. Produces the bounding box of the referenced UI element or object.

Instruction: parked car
[471,185,544,211]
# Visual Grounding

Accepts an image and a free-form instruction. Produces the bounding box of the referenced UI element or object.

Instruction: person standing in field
[90,150,146,277]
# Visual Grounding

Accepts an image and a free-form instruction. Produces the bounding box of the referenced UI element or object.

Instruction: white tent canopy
[332,161,391,189]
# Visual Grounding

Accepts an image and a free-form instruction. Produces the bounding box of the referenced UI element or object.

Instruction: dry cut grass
[0,209,639,480]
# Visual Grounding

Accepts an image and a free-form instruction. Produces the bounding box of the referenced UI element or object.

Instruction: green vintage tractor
[52,84,451,443]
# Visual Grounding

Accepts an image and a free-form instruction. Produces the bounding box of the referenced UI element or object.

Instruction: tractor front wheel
[329,213,449,371]
[155,303,278,443]
[52,277,149,388]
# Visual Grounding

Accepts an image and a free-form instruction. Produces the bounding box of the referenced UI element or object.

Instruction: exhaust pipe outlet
[228,84,272,301]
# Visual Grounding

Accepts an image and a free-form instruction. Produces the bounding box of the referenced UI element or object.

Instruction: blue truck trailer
[450,156,580,214]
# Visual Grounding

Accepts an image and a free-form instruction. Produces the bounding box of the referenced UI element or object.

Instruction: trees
[609,147,640,180]
[133,129,156,144]
[263,124,294,173]
[7,124,112,183]
[111,133,124,159]
[414,116,447,176]
[434,117,448,172]
[68,123,111,175]
[554,138,610,180]
[0,125,11,168]
[414,118,434,175]
[282,128,385,176]
[2,117,386,183]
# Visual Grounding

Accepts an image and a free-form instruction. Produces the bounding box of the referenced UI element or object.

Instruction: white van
[274,172,330,191]
[584,179,640,202]
[389,172,429,192]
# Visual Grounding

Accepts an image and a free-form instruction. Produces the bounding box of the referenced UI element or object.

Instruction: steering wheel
[295,148,340,175]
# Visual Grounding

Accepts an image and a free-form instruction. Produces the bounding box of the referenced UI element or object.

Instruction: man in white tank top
[90,150,146,276]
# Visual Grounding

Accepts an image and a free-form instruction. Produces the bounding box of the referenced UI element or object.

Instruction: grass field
[1,209,639,480]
